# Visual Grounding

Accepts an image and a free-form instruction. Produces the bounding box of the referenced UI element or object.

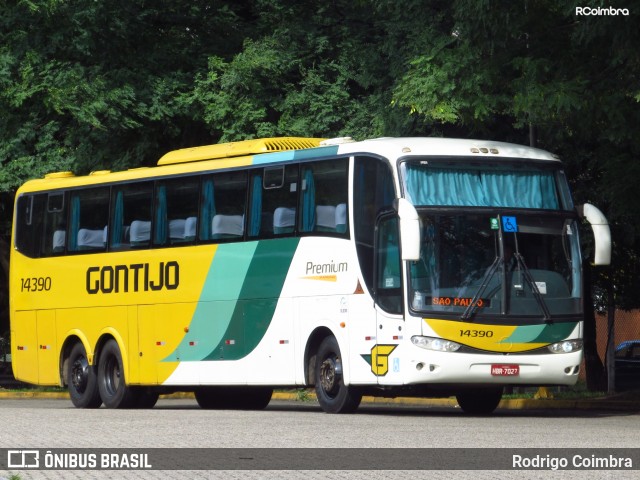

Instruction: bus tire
[97,339,136,408]
[133,388,159,409]
[234,387,273,410]
[314,336,361,413]
[195,387,228,409]
[456,387,503,415]
[67,342,102,408]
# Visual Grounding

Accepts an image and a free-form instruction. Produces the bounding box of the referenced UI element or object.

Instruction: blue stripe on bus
[251,146,339,165]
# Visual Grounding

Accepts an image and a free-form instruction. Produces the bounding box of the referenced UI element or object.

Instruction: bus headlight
[411,336,461,352]
[547,340,583,354]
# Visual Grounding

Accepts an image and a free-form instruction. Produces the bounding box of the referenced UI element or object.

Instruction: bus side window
[375,215,403,315]
[154,177,199,246]
[67,188,109,253]
[110,183,153,249]
[46,192,67,255]
[199,170,247,242]
[15,194,46,258]
[299,157,349,235]
[249,165,298,238]
[354,156,396,295]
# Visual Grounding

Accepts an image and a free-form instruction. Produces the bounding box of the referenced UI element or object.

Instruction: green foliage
[0,0,250,185]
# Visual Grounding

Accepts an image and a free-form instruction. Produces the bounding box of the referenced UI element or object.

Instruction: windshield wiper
[461,246,553,322]
[460,255,502,321]
[513,252,552,321]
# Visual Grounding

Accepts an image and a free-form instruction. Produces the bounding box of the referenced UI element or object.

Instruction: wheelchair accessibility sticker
[502,216,518,232]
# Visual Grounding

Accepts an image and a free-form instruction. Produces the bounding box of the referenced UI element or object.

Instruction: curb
[1,390,637,411]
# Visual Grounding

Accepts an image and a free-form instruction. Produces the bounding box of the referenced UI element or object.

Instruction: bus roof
[335,137,560,162]
[157,137,326,165]
[17,136,561,193]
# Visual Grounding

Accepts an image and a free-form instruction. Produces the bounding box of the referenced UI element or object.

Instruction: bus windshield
[401,160,582,321]
[408,213,582,320]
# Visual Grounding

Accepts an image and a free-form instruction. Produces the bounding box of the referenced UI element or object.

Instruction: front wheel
[97,339,137,408]
[67,342,102,408]
[456,387,503,415]
[314,336,361,413]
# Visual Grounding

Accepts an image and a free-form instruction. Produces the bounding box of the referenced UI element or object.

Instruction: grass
[502,387,607,400]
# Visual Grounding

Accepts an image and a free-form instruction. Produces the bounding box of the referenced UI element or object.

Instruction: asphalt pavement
[0,386,638,412]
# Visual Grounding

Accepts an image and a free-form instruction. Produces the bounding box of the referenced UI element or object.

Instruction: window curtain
[69,194,80,251]
[480,171,559,209]
[302,168,316,231]
[404,166,559,209]
[155,185,167,244]
[249,175,262,237]
[111,191,124,247]
[199,179,216,240]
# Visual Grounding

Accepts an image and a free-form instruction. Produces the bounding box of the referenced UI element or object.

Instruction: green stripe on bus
[203,237,299,360]
[163,242,258,362]
[504,321,577,344]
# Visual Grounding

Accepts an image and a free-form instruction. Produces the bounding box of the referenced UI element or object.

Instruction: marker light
[547,340,583,354]
[411,336,461,352]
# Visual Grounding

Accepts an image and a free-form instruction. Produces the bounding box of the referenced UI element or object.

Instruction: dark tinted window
[354,156,396,294]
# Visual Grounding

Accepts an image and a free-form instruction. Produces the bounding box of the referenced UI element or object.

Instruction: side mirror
[577,203,611,266]
[396,198,421,261]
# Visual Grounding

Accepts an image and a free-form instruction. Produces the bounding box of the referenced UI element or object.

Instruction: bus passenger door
[373,214,405,385]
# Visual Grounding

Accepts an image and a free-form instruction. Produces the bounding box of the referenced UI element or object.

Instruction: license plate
[491,364,520,376]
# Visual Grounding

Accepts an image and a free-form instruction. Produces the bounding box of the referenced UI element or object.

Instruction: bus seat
[77,228,106,250]
[169,218,187,242]
[130,220,151,246]
[211,214,244,239]
[335,203,347,233]
[184,216,197,241]
[52,230,66,253]
[316,205,336,232]
[273,207,295,234]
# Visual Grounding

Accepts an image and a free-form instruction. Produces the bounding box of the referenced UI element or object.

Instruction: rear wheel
[314,336,361,413]
[133,388,160,409]
[456,387,503,415]
[97,339,137,408]
[67,342,102,408]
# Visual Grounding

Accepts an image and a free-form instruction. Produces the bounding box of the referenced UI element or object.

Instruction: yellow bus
[10,136,611,413]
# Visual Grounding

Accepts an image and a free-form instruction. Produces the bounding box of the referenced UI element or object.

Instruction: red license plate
[491,364,520,376]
